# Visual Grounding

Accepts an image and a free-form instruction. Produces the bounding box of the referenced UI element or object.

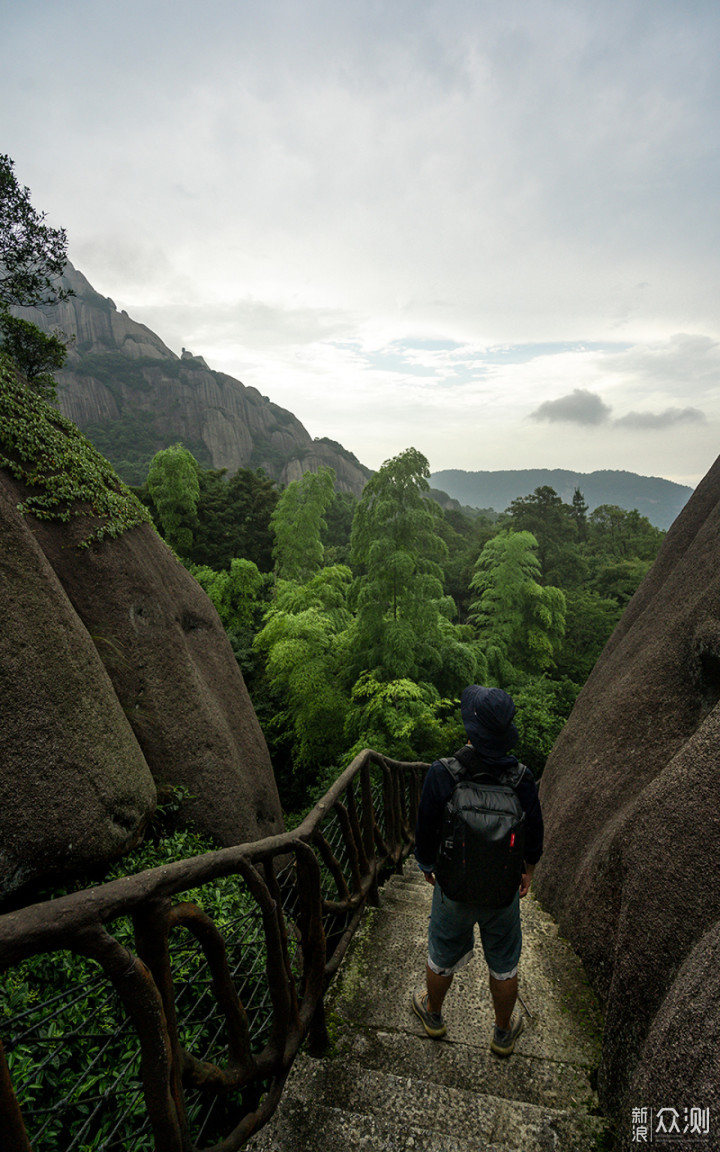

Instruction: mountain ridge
[19,263,371,493]
[431,467,693,530]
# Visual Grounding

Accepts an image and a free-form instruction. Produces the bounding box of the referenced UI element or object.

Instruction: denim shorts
[427,884,522,981]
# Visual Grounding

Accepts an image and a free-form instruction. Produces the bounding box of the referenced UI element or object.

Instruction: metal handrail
[0,749,427,1151]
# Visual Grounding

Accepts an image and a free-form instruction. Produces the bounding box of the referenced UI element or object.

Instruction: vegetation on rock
[0,354,151,547]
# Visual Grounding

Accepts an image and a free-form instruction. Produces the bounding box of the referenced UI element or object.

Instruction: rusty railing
[0,749,427,1151]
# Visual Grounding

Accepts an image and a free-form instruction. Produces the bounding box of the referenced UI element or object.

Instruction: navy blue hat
[460,685,519,759]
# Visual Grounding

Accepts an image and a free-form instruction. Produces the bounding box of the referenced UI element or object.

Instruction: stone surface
[534,452,720,1140]
[19,263,372,494]
[0,464,284,902]
[0,477,156,901]
[248,866,608,1152]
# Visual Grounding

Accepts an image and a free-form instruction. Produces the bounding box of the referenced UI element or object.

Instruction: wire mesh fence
[0,750,427,1152]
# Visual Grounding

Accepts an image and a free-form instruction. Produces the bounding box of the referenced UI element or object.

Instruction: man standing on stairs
[412,684,544,1056]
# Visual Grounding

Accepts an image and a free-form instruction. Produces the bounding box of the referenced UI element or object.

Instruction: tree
[271,466,335,582]
[588,504,664,561]
[0,311,68,400]
[503,486,579,585]
[343,674,457,764]
[321,488,357,565]
[187,466,278,571]
[253,565,353,782]
[146,444,200,555]
[192,558,266,633]
[469,530,566,682]
[570,487,589,542]
[0,154,71,309]
[553,588,621,683]
[349,447,476,692]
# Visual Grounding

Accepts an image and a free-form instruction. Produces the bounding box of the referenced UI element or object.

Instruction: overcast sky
[3,0,720,486]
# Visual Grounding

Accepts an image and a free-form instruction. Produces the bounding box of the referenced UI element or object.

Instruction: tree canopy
[146,444,200,556]
[0,154,70,309]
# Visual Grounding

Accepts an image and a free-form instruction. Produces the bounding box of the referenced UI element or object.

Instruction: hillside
[18,263,371,493]
[431,467,693,530]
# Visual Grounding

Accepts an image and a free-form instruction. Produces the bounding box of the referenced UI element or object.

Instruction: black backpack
[434,757,527,907]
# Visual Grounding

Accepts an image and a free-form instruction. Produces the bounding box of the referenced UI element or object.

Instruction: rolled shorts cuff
[488,964,518,981]
[427,948,474,978]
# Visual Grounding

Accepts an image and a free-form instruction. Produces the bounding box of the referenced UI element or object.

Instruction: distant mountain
[430,468,693,530]
[19,263,371,493]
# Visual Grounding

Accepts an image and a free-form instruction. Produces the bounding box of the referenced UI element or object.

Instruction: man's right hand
[519,863,535,898]
[423,870,436,886]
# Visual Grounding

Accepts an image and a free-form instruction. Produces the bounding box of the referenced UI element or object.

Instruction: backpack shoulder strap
[499,761,529,790]
[438,756,465,783]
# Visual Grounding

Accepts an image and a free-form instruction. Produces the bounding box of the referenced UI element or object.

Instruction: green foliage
[254,565,353,779]
[503,485,579,584]
[321,488,357,565]
[587,503,665,561]
[349,447,475,691]
[0,153,71,309]
[554,588,622,683]
[0,312,68,401]
[469,530,566,682]
[192,557,267,632]
[508,675,580,777]
[85,412,174,487]
[187,465,278,572]
[146,443,200,555]
[271,466,335,581]
[0,354,151,547]
[589,557,653,607]
[344,674,463,763]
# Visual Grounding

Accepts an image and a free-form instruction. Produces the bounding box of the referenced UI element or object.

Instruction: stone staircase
[247,864,611,1151]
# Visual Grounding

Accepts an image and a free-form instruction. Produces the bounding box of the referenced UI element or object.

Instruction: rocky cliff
[19,263,371,491]
[0,359,284,906]
[534,450,720,1146]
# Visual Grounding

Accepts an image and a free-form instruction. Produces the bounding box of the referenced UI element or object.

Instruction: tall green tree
[503,485,583,587]
[271,466,335,582]
[469,529,566,683]
[187,465,278,571]
[146,444,200,555]
[349,447,476,692]
[253,565,353,782]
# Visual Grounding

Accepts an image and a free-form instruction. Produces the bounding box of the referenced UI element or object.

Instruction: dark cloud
[615,407,706,430]
[530,389,612,425]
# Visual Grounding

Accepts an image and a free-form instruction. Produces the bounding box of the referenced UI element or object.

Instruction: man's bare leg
[426,964,453,1014]
[489,972,518,1031]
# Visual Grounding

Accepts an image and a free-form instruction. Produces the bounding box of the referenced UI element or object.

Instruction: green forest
[136,441,665,812]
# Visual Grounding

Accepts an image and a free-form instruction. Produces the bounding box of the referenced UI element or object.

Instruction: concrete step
[248,1055,606,1152]
[332,885,603,1071]
[246,860,610,1152]
[333,1028,600,1113]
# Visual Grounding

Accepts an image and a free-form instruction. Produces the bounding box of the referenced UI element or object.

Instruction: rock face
[0,477,156,902]
[534,453,720,1142]
[0,406,285,905]
[20,263,371,493]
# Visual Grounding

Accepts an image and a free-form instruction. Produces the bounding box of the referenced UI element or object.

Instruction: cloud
[530,389,612,425]
[607,334,720,393]
[615,407,706,430]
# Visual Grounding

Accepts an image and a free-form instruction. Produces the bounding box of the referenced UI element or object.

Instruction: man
[412,684,544,1056]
